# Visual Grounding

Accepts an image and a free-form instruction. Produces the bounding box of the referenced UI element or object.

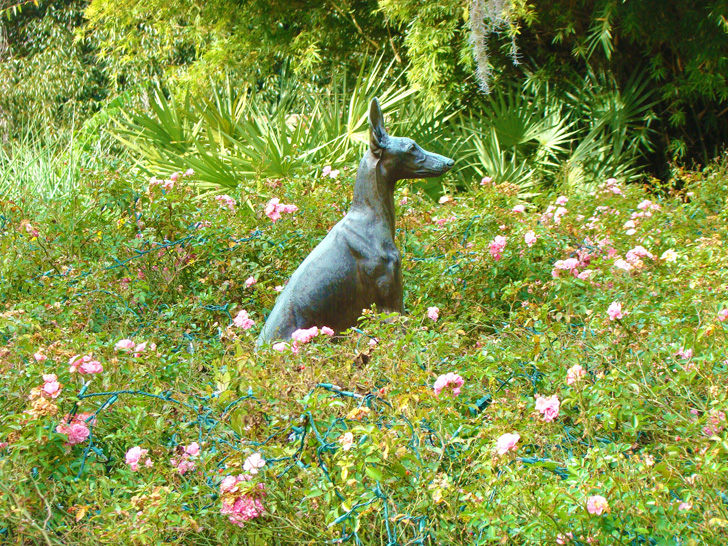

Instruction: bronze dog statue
[257,98,454,345]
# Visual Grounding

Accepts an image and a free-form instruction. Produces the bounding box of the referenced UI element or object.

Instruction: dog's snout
[445,158,454,167]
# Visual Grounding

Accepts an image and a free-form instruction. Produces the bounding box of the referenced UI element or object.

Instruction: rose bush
[1,157,728,543]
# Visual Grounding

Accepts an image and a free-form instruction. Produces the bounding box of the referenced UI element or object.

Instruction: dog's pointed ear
[369,97,388,157]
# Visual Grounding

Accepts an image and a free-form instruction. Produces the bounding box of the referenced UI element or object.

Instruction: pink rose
[489,236,506,261]
[245,276,257,288]
[56,414,93,446]
[320,326,335,336]
[79,359,103,374]
[34,352,47,362]
[524,230,537,247]
[587,495,609,515]
[125,446,149,471]
[607,302,624,321]
[433,372,464,397]
[566,364,586,385]
[42,374,62,398]
[243,452,265,474]
[233,309,255,330]
[265,198,297,222]
[495,432,520,455]
[291,327,319,344]
[115,339,135,351]
[718,308,728,322]
[220,475,239,494]
[185,442,200,457]
[535,394,560,422]
[215,194,237,211]
[512,204,525,213]
[427,306,440,321]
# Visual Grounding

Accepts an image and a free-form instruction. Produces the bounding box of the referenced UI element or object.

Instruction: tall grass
[0,128,116,201]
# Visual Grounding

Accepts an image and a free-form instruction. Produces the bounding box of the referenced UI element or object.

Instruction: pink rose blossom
[243,452,266,474]
[265,198,298,222]
[340,432,355,451]
[555,196,568,206]
[68,354,102,374]
[34,352,47,362]
[675,347,693,360]
[220,480,266,527]
[320,326,335,336]
[678,502,692,511]
[535,394,560,422]
[626,246,654,263]
[489,236,506,261]
[434,215,457,226]
[495,432,520,455]
[291,326,319,344]
[512,204,525,213]
[56,413,93,446]
[552,258,580,278]
[233,309,255,330]
[480,176,492,185]
[433,372,464,397]
[245,276,257,288]
[172,456,196,475]
[607,302,624,321]
[42,374,62,398]
[272,342,288,352]
[524,230,537,247]
[184,168,195,177]
[587,495,609,515]
[427,306,440,321]
[220,475,240,494]
[185,442,200,457]
[718,309,728,322]
[577,270,594,280]
[660,249,678,262]
[78,359,103,374]
[556,532,574,544]
[566,364,586,385]
[553,207,568,224]
[215,194,237,211]
[115,339,135,351]
[126,446,149,471]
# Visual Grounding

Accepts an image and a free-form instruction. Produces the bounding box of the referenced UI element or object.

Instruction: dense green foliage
[0,0,106,139]
[2,0,726,172]
[2,143,728,542]
[108,63,656,195]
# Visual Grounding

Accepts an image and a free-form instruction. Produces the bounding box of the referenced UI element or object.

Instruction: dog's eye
[408,143,416,152]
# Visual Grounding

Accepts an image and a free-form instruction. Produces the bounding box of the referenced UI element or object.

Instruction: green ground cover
[1,157,728,544]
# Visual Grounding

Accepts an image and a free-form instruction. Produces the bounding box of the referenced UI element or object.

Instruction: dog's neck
[350,151,397,239]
